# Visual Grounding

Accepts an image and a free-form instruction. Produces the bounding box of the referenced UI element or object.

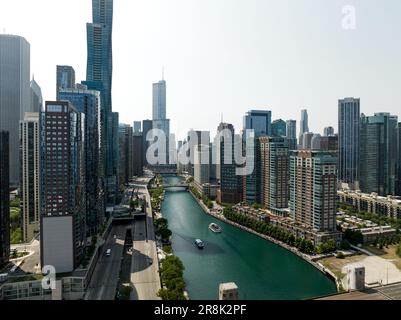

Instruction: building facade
[194,144,210,186]
[272,119,287,137]
[0,35,31,186]
[19,113,40,242]
[259,136,289,214]
[118,124,133,186]
[56,66,76,98]
[299,109,309,145]
[0,131,10,267]
[40,101,86,273]
[290,150,337,232]
[338,98,360,186]
[286,120,297,151]
[58,89,104,235]
[133,133,144,177]
[397,123,401,196]
[142,119,153,166]
[30,78,43,113]
[359,113,398,196]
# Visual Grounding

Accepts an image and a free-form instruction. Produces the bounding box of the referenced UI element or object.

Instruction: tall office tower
[105,112,119,205]
[0,131,10,267]
[152,80,170,164]
[299,109,309,145]
[56,66,76,98]
[58,89,104,234]
[187,130,210,176]
[0,35,31,186]
[216,123,239,204]
[286,120,297,151]
[133,132,144,176]
[259,136,289,213]
[290,150,337,232]
[142,119,153,165]
[30,78,43,113]
[20,113,40,242]
[209,142,217,181]
[272,119,287,137]
[40,101,86,273]
[243,110,272,204]
[118,124,134,186]
[338,98,360,186]
[359,113,398,196]
[396,123,401,196]
[194,144,210,186]
[86,0,114,200]
[133,121,142,133]
[324,126,335,137]
[311,134,322,150]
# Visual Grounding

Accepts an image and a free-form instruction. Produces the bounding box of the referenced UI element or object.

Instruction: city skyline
[2,0,401,139]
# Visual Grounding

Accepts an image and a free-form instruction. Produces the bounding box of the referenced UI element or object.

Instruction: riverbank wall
[188,189,340,293]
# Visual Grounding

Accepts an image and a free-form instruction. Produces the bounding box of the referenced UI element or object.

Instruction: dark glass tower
[0,131,10,267]
[86,0,114,202]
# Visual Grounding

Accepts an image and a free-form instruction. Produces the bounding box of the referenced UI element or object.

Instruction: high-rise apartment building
[20,113,40,242]
[259,136,289,213]
[58,89,104,234]
[286,120,297,151]
[360,113,398,196]
[0,131,10,267]
[290,150,337,232]
[40,101,86,273]
[0,35,31,186]
[30,78,43,113]
[56,65,76,98]
[338,98,360,186]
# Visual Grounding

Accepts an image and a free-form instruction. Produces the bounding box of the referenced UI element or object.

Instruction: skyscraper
[216,123,240,204]
[56,65,76,98]
[118,124,134,186]
[290,150,337,232]
[0,131,10,267]
[259,136,289,213]
[0,35,31,186]
[20,113,40,243]
[133,121,142,133]
[299,109,309,145]
[359,113,398,196]
[396,123,401,196]
[272,119,287,137]
[338,98,360,186]
[133,132,144,177]
[286,120,297,151]
[30,78,43,113]
[152,80,170,165]
[323,126,335,137]
[86,0,114,198]
[58,88,104,234]
[194,144,210,186]
[243,110,272,204]
[142,119,153,166]
[40,101,86,273]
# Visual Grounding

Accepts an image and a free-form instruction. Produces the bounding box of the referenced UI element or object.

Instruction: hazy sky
[1,0,401,139]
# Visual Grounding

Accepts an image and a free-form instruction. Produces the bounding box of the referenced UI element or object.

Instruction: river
[161,175,337,300]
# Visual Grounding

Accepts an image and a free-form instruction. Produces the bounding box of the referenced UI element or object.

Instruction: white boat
[194,239,205,249]
[209,223,222,233]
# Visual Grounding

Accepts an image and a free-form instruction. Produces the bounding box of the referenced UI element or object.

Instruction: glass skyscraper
[86,0,114,190]
[338,98,360,186]
[58,89,104,235]
[0,131,10,267]
[360,113,398,196]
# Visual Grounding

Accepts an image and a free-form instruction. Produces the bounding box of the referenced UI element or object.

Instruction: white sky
[1,0,401,139]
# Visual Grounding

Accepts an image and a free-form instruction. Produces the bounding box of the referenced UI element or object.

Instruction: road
[85,225,126,300]
[130,175,161,300]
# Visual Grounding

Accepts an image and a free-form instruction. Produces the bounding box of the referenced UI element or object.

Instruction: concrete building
[219,282,239,300]
[56,65,75,98]
[259,136,289,214]
[338,98,360,187]
[19,113,40,242]
[301,132,314,149]
[0,35,31,186]
[360,113,398,196]
[290,150,337,232]
[0,131,10,267]
[40,101,86,273]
